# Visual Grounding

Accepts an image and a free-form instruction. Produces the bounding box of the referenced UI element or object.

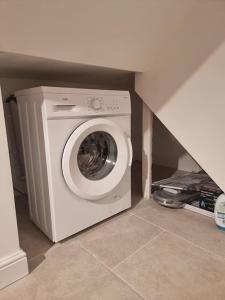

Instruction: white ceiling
[1,0,224,72]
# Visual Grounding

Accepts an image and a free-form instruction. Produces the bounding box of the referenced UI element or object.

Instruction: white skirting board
[184,204,214,218]
[0,250,28,290]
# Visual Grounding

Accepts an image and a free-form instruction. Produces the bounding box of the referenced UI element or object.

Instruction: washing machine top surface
[16,86,131,118]
[16,86,129,96]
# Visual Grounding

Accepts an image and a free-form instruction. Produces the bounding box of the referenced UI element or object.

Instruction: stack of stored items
[199,179,222,212]
[152,172,222,210]
[152,189,200,208]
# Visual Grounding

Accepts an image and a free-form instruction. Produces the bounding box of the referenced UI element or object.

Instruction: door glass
[78,131,117,180]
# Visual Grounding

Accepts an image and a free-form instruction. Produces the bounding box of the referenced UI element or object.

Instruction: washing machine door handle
[127,137,133,167]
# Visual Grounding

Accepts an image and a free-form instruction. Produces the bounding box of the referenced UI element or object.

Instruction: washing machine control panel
[45,94,130,119]
[87,97,103,111]
[105,98,120,112]
[86,96,127,114]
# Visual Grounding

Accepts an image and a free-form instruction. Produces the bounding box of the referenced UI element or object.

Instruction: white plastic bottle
[215,194,225,230]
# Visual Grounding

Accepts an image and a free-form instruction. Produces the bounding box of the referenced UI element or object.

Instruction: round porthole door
[62,118,133,200]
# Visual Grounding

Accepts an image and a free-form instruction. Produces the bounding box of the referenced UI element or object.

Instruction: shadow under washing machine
[16,87,133,242]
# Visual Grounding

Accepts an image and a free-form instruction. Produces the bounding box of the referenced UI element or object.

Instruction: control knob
[90,98,102,110]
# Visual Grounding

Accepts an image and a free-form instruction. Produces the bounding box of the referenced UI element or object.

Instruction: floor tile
[132,198,225,258]
[0,274,40,300]
[0,242,142,300]
[79,213,162,268]
[115,231,225,300]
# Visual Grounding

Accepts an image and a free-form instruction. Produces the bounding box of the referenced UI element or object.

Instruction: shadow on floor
[15,160,143,272]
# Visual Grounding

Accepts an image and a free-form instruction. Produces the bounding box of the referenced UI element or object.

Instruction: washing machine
[15,87,132,242]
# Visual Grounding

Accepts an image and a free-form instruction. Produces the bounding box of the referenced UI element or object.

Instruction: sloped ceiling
[0,52,133,87]
[0,0,217,72]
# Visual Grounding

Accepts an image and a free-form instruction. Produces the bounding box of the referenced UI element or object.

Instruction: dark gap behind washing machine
[152,115,222,212]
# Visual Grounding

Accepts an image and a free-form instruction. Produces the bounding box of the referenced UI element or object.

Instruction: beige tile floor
[1,163,225,299]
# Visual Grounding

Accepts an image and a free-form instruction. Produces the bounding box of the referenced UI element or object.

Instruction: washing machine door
[62,118,133,200]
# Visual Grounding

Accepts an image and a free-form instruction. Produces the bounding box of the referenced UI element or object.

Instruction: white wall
[0,0,208,72]
[178,153,201,173]
[0,87,28,289]
[136,38,225,192]
[0,86,19,263]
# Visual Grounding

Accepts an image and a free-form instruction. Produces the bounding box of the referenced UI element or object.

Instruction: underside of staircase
[136,39,225,195]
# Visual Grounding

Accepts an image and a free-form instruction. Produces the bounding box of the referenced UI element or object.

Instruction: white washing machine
[16,87,132,242]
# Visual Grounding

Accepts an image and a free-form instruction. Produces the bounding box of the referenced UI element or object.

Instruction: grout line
[77,240,108,270]
[129,210,165,231]
[112,230,165,271]
[167,230,225,261]
[110,267,148,300]
[78,241,147,300]
[129,210,225,261]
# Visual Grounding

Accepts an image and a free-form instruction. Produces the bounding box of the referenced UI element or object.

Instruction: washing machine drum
[62,118,132,200]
